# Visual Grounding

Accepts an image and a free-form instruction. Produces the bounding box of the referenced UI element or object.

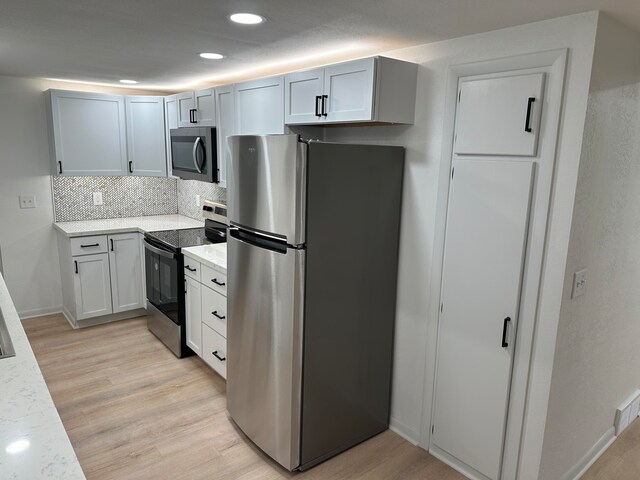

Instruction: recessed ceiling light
[229,13,265,25]
[200,53,224,60]
[119,79,138,84]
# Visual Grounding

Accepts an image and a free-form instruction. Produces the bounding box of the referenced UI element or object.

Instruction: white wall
[324,12,598,477]
[540,15,640,480]
[0,75,163,317]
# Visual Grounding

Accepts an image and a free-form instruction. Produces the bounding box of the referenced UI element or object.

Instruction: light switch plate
[92,192,103,206]
[196,195,201,207]
[572,269,587,298]
[19,195,36,209]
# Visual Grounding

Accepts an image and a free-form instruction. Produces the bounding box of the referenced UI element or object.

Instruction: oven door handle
[143,239,176,259]
[192,136,203,174]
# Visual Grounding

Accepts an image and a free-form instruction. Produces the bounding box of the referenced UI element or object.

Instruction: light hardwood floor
[582,418,640,479]
[24,314,464,480]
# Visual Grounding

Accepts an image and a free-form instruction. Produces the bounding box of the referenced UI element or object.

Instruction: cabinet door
[235,76,285,135]
[125,96,167,177]
[185,275,202,356]
[195,88,216,126]
[284,68,324,125]
[49,90,127,176]
[432,159,534,480]
[177,91,196,128]
[323,58,375,123]
[454,73,545,156]
[73,253,113,320]
[164,95,178,176]
[215,84,235,188]
[108,233,144,313]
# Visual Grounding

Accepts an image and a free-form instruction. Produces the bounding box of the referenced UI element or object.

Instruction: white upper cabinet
[235,76,285,135]
[177,88,216,127]
[454,73,546,157]
[284,57,418,125]
[164,94,178,176]
[48,90,128,176]
[215,84,236,188]
[125,96,167,177]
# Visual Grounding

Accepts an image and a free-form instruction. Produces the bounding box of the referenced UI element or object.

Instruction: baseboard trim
[19,306,63,320]
[389,416,420,445]
[562,426,616,480]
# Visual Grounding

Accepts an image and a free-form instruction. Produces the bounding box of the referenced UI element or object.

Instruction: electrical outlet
[19,195,36,209]
[92,192,103,206]
[572,269,587,298]
[196,195,201,207]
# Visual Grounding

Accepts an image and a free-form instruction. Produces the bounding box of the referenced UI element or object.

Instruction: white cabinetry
[125,96,167,176]
[58,231,146,326]
[177,88,216,127]
[109,233,145,313]
[215,84,235,188]
[284,57,418,125]
[185,272,202,356]
[73,253,113,320]
[48,90,128,176]
[164,94,178,176]
[235,76,285,135]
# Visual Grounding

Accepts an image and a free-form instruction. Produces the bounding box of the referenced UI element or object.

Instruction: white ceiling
[1,0,639,91]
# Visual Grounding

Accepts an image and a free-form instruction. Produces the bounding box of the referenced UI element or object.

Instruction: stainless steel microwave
[170,127,218,182]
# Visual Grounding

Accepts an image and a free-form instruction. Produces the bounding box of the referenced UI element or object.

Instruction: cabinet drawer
[183,259,201,281]
[202,324,227,379]
[201,264,227,295]
[70,235,108,256]
[201,285,227,337]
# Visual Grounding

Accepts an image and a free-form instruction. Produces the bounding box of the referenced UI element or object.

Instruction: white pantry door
[432,159,534,480]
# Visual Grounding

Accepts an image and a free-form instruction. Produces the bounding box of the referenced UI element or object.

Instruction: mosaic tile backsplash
[177,179,227,221]
[53,176,178,222]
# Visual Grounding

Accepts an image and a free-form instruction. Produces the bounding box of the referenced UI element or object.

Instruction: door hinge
[432,424,435,434]
[440,303,443,313]
[458,90,461,102]
[451,167,455,180]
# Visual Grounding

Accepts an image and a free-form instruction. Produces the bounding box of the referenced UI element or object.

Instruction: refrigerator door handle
[229,226,289,254]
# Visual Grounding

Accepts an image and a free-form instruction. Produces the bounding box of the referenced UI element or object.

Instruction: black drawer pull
[212,350,226,362]
[80,243,100,248]
[212,278,226,286]
[185,265,197,272]
[212,311,226,320]
[502,317,511,348]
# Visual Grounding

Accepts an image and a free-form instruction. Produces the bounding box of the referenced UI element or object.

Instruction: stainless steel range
[144,203,227,357]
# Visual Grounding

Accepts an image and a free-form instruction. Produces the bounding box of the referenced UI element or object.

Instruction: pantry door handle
[212,311,226,320]
[212,351,226,362]
[321,95,328,117]
[501,317,511,348]
[315,96,321,117]
[525,97,535,132]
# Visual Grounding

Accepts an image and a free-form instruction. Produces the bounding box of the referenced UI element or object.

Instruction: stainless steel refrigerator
[226,134,404,471]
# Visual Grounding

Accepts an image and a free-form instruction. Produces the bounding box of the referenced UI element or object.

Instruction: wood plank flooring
[24,314,464,480]
[582,418,640,479]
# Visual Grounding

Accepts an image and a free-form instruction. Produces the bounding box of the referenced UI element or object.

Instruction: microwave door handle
[192,136,203,174]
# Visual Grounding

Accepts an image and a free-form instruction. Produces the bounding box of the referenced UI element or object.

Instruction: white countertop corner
[54,214,204,237]
[0,274,85,479]
[182,244,227,273]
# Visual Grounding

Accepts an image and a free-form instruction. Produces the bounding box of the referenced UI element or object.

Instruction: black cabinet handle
[129,161,133,174]
[315,95,321,117]
[185,265,197,272]
[525,97,535,133]
[190,108,197,124]
[212,311,226,320]
[74,260,78,274]
[58,161,63,174]
[212,278,226,287]
[321,95,328,117]
[212,350,226,362]
[502,317,511,348]
[110,239,114,251]
[80,243,100,248]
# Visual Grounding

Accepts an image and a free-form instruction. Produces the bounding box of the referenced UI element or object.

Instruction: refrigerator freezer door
[227,134,307,245]
[226,233,305,471]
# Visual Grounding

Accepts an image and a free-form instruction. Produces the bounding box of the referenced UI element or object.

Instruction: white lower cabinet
[59,231,146,325]
[73,253,113,320]
[185,274,202,355]
[183,254,228,379]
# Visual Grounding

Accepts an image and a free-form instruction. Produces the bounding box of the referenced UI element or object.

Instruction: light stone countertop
[183,244,227,273]
[0,273,85,479]
[54,214,204,238]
